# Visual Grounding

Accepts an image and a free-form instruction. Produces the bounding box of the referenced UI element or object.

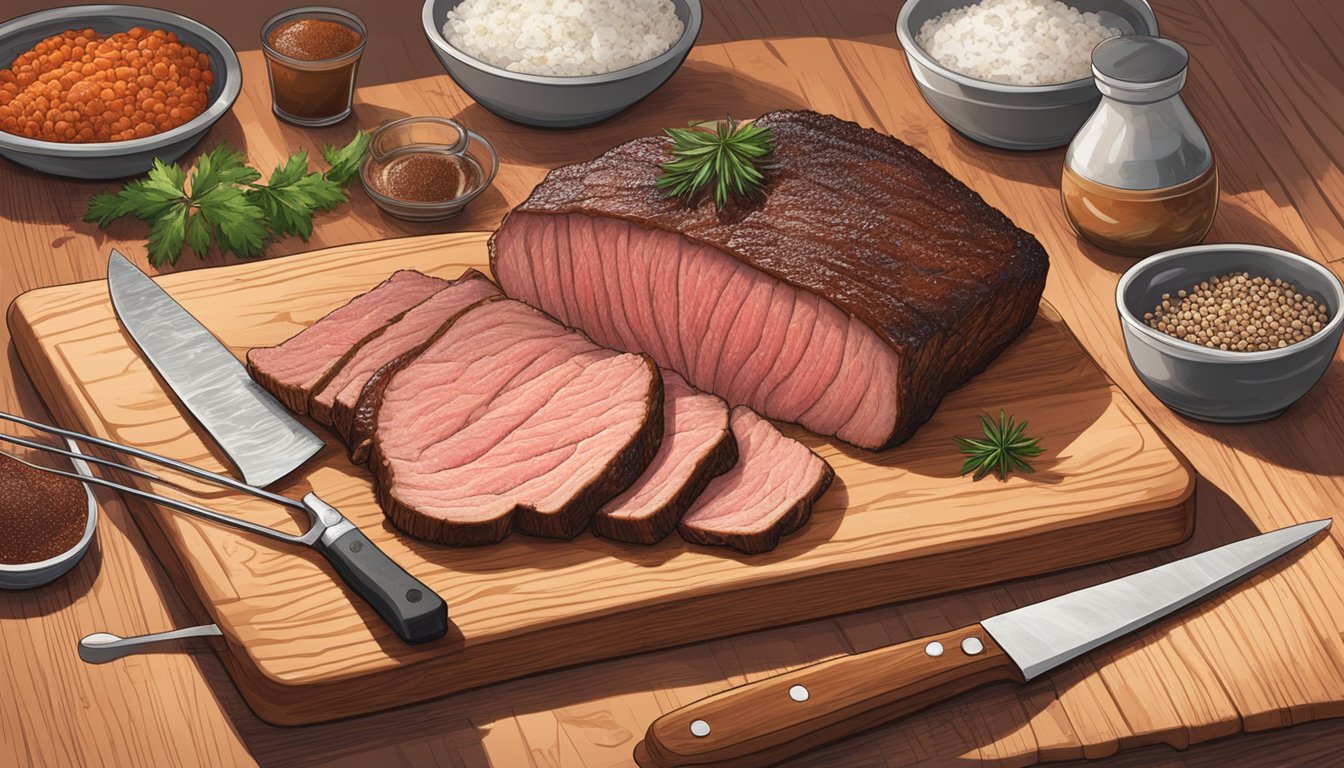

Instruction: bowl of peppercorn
[1116,244,1344,423]
[0,440,98,590]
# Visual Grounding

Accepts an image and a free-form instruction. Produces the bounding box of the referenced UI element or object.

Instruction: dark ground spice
[267,18,362,61]
[0,451,87,565]
[371,152,476,202]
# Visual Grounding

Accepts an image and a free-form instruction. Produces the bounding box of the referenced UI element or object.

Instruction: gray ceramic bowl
[0,441,98,590]
[1117,244,1344,423]
[421,0,701,128]
[896,0,1158,150]
[0,5,241,179]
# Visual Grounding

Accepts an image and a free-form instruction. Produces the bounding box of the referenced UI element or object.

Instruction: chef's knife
[107,251,324,488]
[636,519,1332,768]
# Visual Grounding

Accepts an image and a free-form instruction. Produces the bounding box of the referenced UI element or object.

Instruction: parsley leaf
[248,150,348,240]
[85,133,370,265]
[145,201,189,266]
[195,184,269,258]
[321,130,371,186]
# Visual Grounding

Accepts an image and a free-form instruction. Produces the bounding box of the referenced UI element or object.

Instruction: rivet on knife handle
[638,623,1022,768]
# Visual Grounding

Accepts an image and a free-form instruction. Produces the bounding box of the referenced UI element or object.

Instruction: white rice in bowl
[443,0,685,77]
[916,0,1123,86]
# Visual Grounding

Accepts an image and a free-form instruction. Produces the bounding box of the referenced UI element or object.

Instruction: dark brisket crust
[591,412,739,545]
[488,109,1049,448]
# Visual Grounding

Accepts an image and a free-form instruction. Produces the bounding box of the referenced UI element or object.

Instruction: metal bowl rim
[1115,243,1344,363]
[421,0,702,86]
[0,4,242,155]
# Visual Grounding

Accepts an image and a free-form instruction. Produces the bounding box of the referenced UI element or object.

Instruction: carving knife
[635,519,1333,768]
[107,251,324,487]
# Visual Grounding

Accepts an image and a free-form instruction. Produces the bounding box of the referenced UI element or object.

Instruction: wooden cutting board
[8,231,1194,725]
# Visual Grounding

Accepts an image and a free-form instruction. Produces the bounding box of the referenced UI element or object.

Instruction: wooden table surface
[3,1,1344,766]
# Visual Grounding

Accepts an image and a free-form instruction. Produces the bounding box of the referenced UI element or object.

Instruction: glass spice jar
[261,7,366,127]
[1062,35,1219,257]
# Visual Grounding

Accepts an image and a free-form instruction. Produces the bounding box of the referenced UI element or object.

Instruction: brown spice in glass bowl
[0,450,87,565]
[1144,272,1331,351]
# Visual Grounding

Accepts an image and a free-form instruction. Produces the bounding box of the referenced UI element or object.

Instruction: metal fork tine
[0,410,304,510]
[0,431,163,483]
[0,448,306,546]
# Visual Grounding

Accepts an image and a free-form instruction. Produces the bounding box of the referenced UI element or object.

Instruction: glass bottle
[1062,35,1218,257]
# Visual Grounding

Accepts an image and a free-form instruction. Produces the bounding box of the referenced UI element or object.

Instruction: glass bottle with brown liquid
[1062,35,1218,257]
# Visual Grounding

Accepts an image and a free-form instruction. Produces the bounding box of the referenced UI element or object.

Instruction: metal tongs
[0,411,447,645]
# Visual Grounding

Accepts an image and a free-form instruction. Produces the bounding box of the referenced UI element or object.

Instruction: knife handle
[638,623,1022,768]
[315,526,448,644]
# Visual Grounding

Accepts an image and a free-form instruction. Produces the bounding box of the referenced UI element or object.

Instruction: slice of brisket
[310,269,501,440]
[591,369,737,545]
[678,406,833,555]
[489,109,1048,449]
[246,270,447,413]
[369,298,663,546]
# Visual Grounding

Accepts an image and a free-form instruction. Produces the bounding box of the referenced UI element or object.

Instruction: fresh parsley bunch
[85,131,370,266]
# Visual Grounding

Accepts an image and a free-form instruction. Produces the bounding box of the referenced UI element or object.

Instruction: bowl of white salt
[897,0,1158,150]
[422,0,701,128]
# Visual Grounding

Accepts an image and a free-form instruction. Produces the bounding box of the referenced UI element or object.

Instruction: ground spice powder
[267,19,361,61]
[0,451,87,564]
[371,152,476,202]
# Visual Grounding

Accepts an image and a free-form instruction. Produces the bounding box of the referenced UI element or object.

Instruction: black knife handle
[315,526,448,644]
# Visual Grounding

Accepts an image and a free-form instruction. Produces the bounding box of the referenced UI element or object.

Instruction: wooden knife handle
[637,623,1022,768]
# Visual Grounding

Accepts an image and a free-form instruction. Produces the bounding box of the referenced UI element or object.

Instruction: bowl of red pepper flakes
[0,440,98,590]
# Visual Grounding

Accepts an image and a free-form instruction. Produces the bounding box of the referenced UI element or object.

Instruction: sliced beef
[591,370,737,545]
[678,407,833,555]
[246,270,447,413]
[369,298,663,546]
[309,269,500,440]
[490,109,1048,450]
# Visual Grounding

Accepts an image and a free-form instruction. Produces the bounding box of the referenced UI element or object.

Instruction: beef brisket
[490,109,1048,449]
[678,406,833,555]
[369,298,663,546]
[246,270,447,413]
[591,369,736,545]
[309,269,501,441]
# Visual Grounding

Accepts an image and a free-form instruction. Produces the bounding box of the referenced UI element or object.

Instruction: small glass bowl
[359,117,498,222]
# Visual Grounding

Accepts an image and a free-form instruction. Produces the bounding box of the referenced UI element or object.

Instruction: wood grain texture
[3,0,1344,765]
[9,232,1191,724]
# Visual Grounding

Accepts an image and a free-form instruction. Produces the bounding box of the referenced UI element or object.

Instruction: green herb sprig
[656,116,774,211]
[85,131,370,266]
[954,410,1044,481]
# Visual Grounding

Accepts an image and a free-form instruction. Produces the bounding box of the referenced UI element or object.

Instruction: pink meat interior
[493,213,899,447]
[375,300,656,523]
[597,369,728,522]
[311,275,501,420]
[680,406,829,534]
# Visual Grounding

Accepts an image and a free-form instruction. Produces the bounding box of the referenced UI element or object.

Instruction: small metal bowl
[0,5,242,179]
[421,0,702,128]
[896,0,1158,151]
[1116,244,1344,423]
[0,441,98,590]
[359,116,498,221]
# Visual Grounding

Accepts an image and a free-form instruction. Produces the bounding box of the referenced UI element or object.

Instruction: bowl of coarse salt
[422,0,701,128]
[897,0,1158,151]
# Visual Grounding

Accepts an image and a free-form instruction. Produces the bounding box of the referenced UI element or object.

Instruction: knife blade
[107,251,324,488]
[636,519,1332,768]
